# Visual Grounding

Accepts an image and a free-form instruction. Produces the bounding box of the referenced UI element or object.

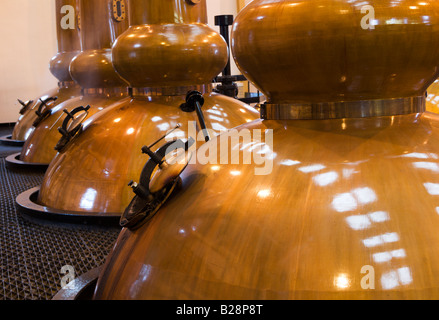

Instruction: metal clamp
[120,136,195,230]
[33,96,58,127]
[18,99,34,115]
[54,105,90,152]
[180,90,211,142]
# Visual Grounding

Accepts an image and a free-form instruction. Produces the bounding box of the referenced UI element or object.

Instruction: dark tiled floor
[0,124,120,300]
[0,124,21,157]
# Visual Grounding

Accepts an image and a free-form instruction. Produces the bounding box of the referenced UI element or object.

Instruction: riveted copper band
[260,96,426,120]
[82,87,129,97]
[131,84,213,98]
[58,81,79,89]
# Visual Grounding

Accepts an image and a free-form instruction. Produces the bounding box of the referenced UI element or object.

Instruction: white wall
[0,0,241,124]
[0,0,58,124]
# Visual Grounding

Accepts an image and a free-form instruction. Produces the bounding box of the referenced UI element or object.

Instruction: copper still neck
[82,87,129,98]
[69,0,129,90]
[54,0,81,52]
[130,84,212,99]
[79,0,128,51]
[231,0,439,121]
[128,0,207,25]
[49,0,81,83]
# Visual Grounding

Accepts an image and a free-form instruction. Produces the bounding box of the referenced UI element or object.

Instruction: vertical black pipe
[215,15,234,77]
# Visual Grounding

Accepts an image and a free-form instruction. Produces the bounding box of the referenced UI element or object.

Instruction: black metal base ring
[5,152,49,172]
[52,266,101,300]
[16,187,122,227]
[0,135,24,146]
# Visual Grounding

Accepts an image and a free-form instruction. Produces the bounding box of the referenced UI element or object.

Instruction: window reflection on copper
[79,188,97,210]
[129,265,152,297]
[211,123,227,131]
[424,182,439,195]
[332,193,357,212]
[280,159,300,166]
[345,211,389,231]
[248,142,265,152]
[209,115,224,122]
[412,161,439,172]
[368,211,389,223]
[381,267,412,290]
[298,164,326,173]
[346,215,371,230]
[257,189,271,199]
[313,171,338,187]
[334,274,350,289]
[352,187,377,205]
[342,168,357,178]
[24,128,33,141]
[400,152,429,159]
[157,123,171,131]
[206,109,222,116]
[362,232,399,248]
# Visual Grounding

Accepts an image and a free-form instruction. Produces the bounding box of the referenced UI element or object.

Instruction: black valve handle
[18,99,34,115]
[121,137,195,229]
[54,105,90,152]
[35,96,58,116]
[128,180,150,200]
[137,138,195,198]
[33,96,58,127]
[59,105,90,135]
[141,145,165,167]
[215,15,234,77]
[180,90,211,142]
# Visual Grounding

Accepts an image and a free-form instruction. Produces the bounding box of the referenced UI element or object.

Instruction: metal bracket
[121,138,195,230]
[54,105,90,152]
[33,96,58,127]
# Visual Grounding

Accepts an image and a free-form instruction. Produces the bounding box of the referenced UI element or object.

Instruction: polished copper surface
[128,0,207,25]
[112,0,228,88]
[20,90,128,165]
[95,112,439,299]
[131,84,212,97]
[93,0,439,300]
[231,0,439,104]
[426,80,439,114]
[19,0,129,165]
[262,96,425,120]
[37,93,257,214]
[11,0,82,141]
[36,0,258,215]
[69,0,129,89]
[49,0,81,82]
[55,0,81,51]
[12,87,64,141]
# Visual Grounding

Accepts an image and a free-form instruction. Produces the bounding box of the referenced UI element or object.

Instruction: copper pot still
[27,0,258,221]
[13,0,130,167]
[9,0,82,143]
[426,80,439,113]
[93,0,439,299]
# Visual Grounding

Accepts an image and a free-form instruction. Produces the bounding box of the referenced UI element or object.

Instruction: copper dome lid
[8,0,130,169]
[16,0,258,223]
[9,0,82,143]
[93,0,439,299]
